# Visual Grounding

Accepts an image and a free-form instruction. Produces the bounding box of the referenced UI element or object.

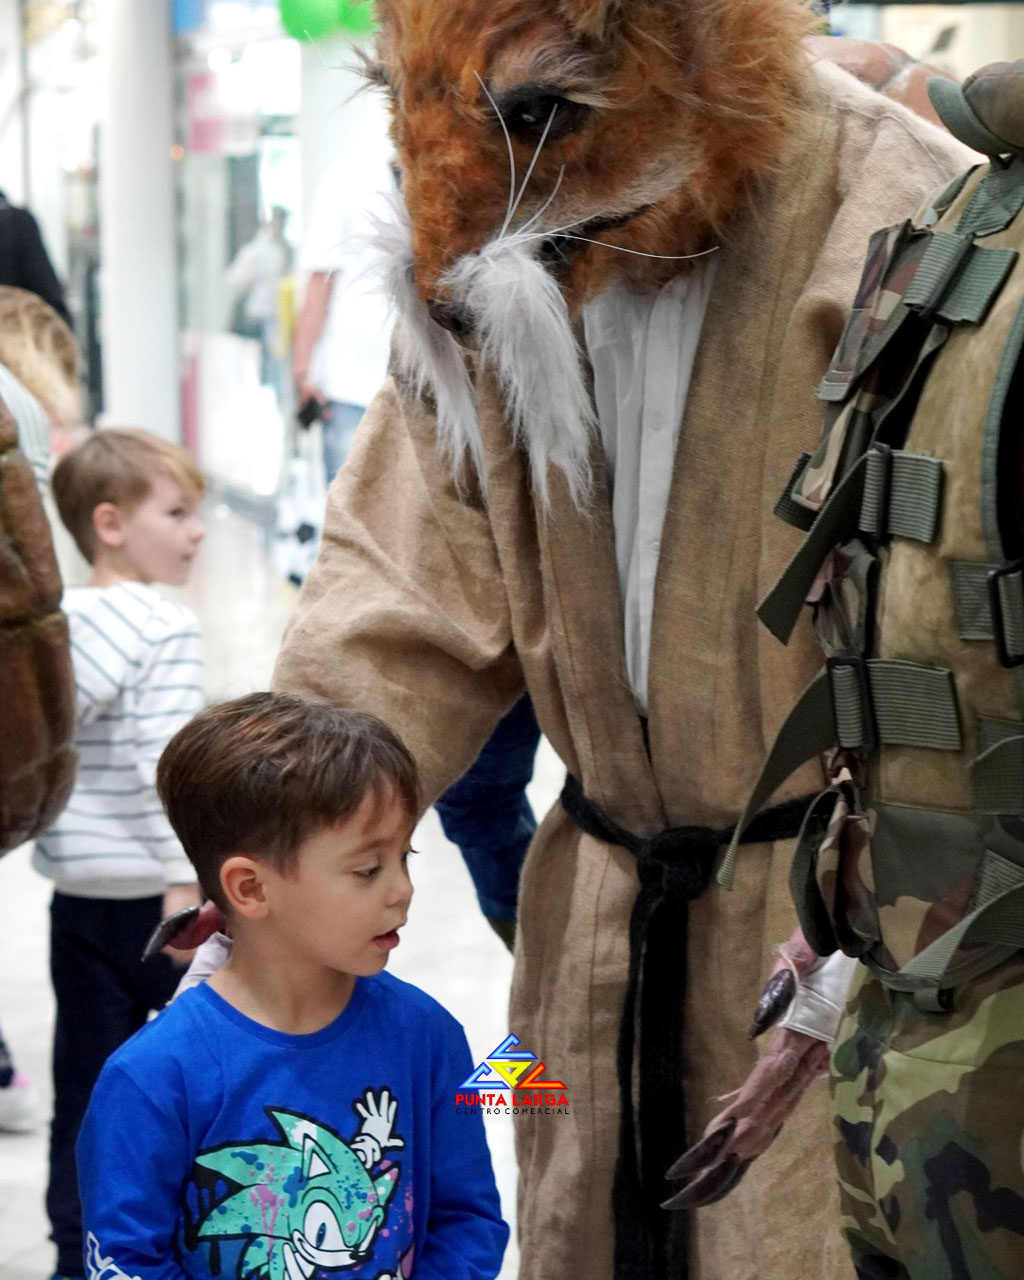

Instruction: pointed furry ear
[559,0,619,38]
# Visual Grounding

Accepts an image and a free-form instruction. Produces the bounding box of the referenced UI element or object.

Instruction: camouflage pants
[830,958,1024,1279]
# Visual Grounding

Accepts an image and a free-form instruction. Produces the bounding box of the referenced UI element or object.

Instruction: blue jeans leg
[434,695,541,923]
[321,401,366,482]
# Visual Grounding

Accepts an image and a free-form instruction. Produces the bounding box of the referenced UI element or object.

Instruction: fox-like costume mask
[368,0,809,502]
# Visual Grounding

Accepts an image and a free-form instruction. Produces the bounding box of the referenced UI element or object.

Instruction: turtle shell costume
[722,61,1024,1274]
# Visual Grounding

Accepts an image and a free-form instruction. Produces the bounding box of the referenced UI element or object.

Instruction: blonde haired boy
[35,427,205,1280]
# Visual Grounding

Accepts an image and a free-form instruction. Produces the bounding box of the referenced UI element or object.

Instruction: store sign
[186,73,223,153]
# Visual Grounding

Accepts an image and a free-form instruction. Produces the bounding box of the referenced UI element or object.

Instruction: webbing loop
[759,449,945,645]
[718,660,962,888]
[897,849,1024,985]
[903,231,972,318]
[949,561,1024,666]
[989,561,1024,667]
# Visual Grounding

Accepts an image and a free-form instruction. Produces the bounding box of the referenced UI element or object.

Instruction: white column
[0,0,26,202]
[98,0,179,441]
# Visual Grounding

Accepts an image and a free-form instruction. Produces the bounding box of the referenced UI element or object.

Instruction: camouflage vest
[719,71,1024,1000]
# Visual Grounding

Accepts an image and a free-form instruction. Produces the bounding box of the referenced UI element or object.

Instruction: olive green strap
[902,232,972,313]
[718,659,962,889]
[938,247,1017,324]
[970,734,1024,811]
[898,849,1024,985]
[773,452,816,532]
[950,561,1000,639]
[861,450,944,544]
[979,716,1024,753]
[868,660,962,750]
[957,161,1024,240]
[949,561,1024,663]
[759,449,945,644]
[919,168,975,228]
[996,568,1024,661]
[758,458,869,643]
[788,790,841,957]
[902,232,1017,324]
[718,671,836,889]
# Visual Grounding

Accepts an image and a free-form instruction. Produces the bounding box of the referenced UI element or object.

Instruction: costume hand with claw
[665,928,836,1210]
[143,899,233,996]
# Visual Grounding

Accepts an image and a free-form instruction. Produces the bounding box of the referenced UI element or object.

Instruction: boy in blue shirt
[76,691,508,1280]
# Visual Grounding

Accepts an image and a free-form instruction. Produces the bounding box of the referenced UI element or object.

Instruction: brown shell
[0,396,76,855]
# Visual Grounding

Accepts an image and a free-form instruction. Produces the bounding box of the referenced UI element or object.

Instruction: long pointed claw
[693,1157,752,1207]
[662,1154,741,1210]
[748,968,797,1039]
[666,1117,737,1181]
[142,900,227,960]
[143,906,200,960]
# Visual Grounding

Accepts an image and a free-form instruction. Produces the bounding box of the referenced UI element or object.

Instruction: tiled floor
[0,505,562,1279]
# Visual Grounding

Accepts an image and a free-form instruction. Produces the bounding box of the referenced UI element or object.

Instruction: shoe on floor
[0,1070,40,1132]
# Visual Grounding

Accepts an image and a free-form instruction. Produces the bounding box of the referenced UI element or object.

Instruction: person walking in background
[33,428,205,1280]
[225,205,293,396]
[291,158,392,481]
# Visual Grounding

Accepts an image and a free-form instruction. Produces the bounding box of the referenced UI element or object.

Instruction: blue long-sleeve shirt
[77,973,508,1280]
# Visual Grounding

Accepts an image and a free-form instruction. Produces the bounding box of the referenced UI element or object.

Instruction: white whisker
[504,104,559,236]
[475,72,517,238]
[513,224,720,262]
[517,166,566,237]
[554,236,720,261]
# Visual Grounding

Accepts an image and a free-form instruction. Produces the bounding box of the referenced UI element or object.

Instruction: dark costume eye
[503,95,590,143]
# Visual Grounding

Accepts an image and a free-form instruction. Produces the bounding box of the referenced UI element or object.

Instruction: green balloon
[278,0,340,41]
[337,0,375,35]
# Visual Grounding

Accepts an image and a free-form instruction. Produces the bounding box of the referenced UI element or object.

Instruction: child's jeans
[434,695,541,925]
[321,400,366,483]
[48,892,183,1275]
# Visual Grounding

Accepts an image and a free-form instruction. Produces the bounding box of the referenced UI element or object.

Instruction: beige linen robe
[274,60,971,1280]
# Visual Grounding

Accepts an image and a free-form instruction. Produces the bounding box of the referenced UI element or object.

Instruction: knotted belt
[559,774,812,1280]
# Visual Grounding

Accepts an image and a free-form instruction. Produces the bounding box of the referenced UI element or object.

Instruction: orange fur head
[372,0,811,311]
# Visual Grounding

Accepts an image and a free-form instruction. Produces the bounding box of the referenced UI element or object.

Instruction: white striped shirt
[33,582,204,898]
[0,362,51,490]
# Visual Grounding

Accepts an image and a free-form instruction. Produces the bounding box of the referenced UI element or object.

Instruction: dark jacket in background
[0,193,71,327]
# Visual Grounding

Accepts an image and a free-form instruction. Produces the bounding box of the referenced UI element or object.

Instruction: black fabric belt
[559,773,812,1280]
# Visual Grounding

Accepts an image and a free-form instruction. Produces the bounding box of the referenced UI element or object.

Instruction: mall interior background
[0,0,1019,537]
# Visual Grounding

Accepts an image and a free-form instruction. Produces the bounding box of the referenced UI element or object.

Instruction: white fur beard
[371,200,595,510]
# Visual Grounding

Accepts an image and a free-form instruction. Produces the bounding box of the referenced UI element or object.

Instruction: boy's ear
[92,501,126,550]
[558,0,620,38]
[220,856,269,920]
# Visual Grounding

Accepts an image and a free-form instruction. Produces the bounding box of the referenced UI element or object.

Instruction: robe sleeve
[273,376,526,805]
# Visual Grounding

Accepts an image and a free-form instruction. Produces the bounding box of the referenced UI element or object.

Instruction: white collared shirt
[583,260,717,712]
[584,260,857,1042]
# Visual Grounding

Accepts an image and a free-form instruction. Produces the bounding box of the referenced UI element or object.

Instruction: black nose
[427,299,473,337]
